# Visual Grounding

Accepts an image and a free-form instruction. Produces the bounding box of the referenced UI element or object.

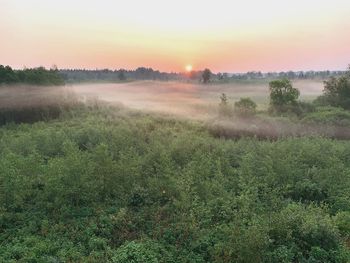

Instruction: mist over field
[71,80,324,118]
[3,78,350,142]
[2,80,340,139]
[0,85,75,108]
[0,79,325,121]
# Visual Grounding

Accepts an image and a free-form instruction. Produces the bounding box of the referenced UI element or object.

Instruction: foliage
[60,67,179,83]
[234,97,257,116]
[316,68,350,109]
[112,240,172,263]
[58,68,346,83]
[302,106,350,126]
[0,65,65,86]
[0,105,349,262]
[294,101,316,117]
[269,79,300,114]
[202,68,212,83]
[334,211,350,239]
[0,65,19,83]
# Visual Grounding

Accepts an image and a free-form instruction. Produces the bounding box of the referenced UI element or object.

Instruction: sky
[1,0,350,72]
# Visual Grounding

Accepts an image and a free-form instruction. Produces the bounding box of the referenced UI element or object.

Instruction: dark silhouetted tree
[202,68,212,83]
[118,70,126,81]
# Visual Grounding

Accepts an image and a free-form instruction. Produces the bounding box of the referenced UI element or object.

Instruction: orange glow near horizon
[185,65,193,72]
[1,0,350,72]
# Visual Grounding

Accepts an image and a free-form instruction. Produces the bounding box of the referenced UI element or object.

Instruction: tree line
[60,67,346,83]
[0,65,64,86]
[1,64,345,85]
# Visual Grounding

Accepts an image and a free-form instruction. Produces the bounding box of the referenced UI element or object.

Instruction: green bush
[302,106,350,126]
[334,211,350,238]
[112,240,172,263]
[234,97,257,116]
[268,204,342,262]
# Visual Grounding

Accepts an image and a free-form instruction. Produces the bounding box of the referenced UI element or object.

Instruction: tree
[202,68,212,83]
[319,66,350,109]
[234,97,257,116]
[118,70,126,81]
[269,79,300,112]
[0,65,64,85]
[0,65,18,83]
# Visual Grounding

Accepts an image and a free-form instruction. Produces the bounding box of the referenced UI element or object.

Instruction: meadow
[0,76,349,262]
[71,79,324,116]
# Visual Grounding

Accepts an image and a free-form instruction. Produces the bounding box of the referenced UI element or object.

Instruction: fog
[70,80,350,140]
[71,80,324,119]
[3,80,346,139]
[0,80,323,115]
[0,85,77,108]
[208,117,350,140]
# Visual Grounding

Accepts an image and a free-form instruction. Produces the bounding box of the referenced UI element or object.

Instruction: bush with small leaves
[234,97,257,117]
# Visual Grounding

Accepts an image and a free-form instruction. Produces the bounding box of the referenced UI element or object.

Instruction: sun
[185,64,193,72]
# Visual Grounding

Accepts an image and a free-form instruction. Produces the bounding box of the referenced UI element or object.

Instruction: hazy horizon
[2,65,348,75]
[1,0,350,72]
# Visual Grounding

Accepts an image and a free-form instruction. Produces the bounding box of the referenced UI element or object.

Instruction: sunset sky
[1,0,350,72]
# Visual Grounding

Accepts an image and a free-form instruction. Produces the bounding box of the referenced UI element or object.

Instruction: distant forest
[0,64,346,85]
[0,65,64,86]
[59,67,346,83]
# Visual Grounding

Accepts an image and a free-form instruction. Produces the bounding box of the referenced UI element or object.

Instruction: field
[0,79,349,262]
[72,80,324,118]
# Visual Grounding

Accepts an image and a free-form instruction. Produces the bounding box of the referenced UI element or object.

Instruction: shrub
[234,97,257,116]
[296,101,316,116]
[268,204,342,262]
[334,211,350,238]
[112,240,172,263]
[302,106,350,126]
